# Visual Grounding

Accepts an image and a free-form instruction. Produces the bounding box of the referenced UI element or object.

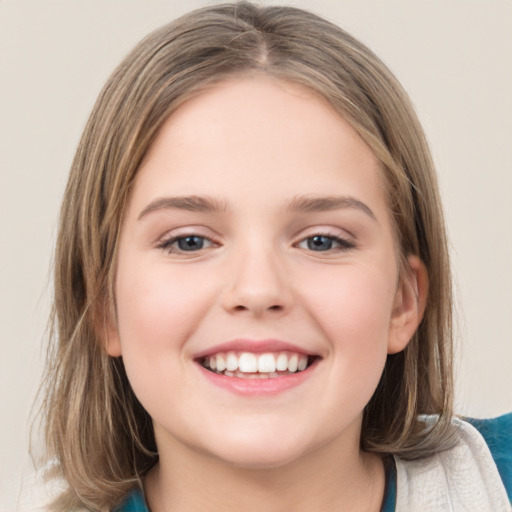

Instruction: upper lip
[193,339,320,360]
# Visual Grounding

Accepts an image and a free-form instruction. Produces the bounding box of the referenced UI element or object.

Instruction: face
[107,77,423,469]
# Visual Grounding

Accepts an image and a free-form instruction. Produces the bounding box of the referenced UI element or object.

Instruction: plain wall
[1,0,511,509]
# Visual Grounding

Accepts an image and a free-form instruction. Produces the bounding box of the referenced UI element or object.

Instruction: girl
[40,2,511,511]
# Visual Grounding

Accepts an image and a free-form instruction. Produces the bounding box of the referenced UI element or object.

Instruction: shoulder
[393,413,512,511]
[464,412,512,501]
[112,487,148,512]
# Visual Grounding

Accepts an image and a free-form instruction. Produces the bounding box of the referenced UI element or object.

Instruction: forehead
[130,76,390,222]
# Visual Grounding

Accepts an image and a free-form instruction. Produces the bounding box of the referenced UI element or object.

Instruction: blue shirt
[114,413,512,512]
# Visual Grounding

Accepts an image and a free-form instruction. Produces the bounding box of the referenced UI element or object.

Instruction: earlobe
[387,255,429,354]
[94,299,123,357]
[104,327,123,357]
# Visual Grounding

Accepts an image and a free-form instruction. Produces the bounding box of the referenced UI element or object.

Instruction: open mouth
[198,351,319,379]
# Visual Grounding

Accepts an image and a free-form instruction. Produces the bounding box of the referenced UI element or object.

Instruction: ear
[387,255,429,354]
[104,323,123,357]
[93,296,123,357]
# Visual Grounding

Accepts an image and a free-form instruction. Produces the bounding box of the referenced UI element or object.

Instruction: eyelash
[295,233,355,253]
[157,234,216,254]
[157,232,355,255]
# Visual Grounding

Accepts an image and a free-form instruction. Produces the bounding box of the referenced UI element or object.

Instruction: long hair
[40,2,454,510]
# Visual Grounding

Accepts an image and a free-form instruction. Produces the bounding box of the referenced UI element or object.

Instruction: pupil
[178,236,204,251]
[308,236,332,251]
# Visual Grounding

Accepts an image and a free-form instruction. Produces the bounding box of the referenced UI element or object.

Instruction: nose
[221,245,293,317]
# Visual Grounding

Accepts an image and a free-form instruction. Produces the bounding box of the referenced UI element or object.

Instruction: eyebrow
[288,195,377,221]
[138,195,228,220]
[137,194,376,221]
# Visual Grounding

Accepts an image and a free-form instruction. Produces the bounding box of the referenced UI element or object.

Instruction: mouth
[198,351,320,379]
[193,339,322,395]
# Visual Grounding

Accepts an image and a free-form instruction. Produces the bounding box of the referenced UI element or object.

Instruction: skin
[106,77,427,511]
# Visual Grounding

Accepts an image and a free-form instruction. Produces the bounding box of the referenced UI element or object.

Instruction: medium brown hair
[40,2,454,510]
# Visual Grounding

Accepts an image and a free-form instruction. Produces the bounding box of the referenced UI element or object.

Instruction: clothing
[391,415,511,511]
[114,413,512,512]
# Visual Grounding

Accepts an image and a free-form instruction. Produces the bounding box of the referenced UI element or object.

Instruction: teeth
[257,353,276,373]
[298,355,308,371]
[239,353,257,373]
[226,352,238,372]
[276,353,288,371]
[288,354,298,372]
[216,354,226,372]
[203,351,313,376]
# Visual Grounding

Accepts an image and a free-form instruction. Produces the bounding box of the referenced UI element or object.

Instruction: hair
[39,2,454,510]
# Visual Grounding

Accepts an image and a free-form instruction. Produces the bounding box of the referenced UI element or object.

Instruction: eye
[158,234,215,254]
[297,234,354,252]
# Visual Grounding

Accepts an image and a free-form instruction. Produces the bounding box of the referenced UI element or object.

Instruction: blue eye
[159,235,214,254]
[307,235,335,251]
[176,235,206,251]
[298,234,353,252]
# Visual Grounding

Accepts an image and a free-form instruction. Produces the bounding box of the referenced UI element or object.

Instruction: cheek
[114,257,215,389]
[297,262,396,383]
[287,265,396,434]
[116,257,211,342]
[305,264,395,334]
[324,269,394,410]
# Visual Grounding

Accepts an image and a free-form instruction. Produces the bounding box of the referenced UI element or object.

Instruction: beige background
[1,0,511,509]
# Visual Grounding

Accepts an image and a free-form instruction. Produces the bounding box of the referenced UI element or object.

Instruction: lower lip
[197,362,318,396]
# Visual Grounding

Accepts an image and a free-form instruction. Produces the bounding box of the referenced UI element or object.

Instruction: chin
[213,445,307,470]
[196,428,322,470]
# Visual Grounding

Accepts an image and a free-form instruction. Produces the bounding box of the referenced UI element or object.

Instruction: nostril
[231,304,282,312]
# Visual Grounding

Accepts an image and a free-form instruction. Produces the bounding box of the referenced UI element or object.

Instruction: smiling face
[106,77,424,469]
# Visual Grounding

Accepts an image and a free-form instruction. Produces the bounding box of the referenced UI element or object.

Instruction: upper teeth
[204,351,309,374]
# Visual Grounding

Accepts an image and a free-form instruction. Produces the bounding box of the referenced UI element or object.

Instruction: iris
[307,235,335,251]
[177,235,205,251]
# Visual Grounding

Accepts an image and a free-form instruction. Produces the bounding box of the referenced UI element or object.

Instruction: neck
[144,427,385,512]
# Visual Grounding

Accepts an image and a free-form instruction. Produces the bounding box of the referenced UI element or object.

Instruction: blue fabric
[113,487,148,512]
[113,413,512,511]
[381,458,397,512]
